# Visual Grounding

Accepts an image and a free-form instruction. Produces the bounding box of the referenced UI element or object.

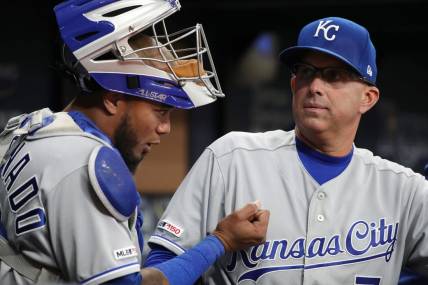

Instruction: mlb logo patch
[114,246,138,260]
[157,220,183,238]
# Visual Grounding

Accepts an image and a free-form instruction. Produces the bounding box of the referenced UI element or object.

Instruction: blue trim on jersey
[148,234,187,253]
[102,272,142,285]
[81,262,140,284]
[144,244,177,267]
[238,250,390,282]
[304,251,389,269]
[295,137,353,185]
[68,111,112,145]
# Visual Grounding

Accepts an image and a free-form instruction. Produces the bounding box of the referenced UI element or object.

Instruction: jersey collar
[68,111,113,146]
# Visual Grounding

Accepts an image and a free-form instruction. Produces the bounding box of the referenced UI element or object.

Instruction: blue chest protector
[88,145,140,220]
[69,111,145,285]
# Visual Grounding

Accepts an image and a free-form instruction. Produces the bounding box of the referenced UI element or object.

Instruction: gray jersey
[0,111,141,285]
[149,130,428,285]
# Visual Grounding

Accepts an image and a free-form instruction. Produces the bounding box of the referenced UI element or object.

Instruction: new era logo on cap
[367,65,373,77]
[280,17,377,85]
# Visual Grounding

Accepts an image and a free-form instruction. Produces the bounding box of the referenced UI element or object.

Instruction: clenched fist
[212,201,270,252]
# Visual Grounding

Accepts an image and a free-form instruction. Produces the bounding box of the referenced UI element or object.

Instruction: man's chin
[299,118,329,133]
[124,156,144,174]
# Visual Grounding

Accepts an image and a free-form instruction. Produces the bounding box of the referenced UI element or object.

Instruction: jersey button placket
[304,187,328,283]
[317,191,326,200]
[316,191,326,222]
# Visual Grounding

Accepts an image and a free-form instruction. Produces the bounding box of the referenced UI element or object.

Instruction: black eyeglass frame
[290,62,375,87]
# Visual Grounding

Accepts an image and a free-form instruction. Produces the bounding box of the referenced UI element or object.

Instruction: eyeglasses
[291,62,368,86]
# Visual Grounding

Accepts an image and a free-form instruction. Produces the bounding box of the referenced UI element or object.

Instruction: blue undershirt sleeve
[102,272,142,285]
[149,235,225,285]
[398,269,427,285]
[144,244,177,267]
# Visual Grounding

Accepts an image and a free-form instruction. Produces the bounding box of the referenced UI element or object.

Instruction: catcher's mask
[54,0,224,109]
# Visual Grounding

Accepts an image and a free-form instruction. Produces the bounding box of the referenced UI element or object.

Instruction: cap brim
[279,46,361,75]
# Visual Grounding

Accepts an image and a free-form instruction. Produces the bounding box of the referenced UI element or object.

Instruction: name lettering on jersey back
[1,139,26,180]
[1,137,46,235]
[226,218,398,281]
[1,140,30,192]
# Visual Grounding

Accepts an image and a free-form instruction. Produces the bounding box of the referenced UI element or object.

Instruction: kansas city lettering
[226,218,398,271]
[346,219,398,261]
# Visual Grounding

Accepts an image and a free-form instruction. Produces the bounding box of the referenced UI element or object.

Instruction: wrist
[211,231,231,252]
[206,234,226,254]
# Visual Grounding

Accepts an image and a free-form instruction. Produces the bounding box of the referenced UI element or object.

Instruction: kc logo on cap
[314,20,340,41]
[279,17,378,85]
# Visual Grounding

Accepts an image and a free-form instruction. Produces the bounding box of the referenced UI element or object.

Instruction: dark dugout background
[1,0,427,173]
[1,0,427,260]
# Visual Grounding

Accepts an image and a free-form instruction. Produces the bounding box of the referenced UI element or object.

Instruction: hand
[141,268,169,285]
[212,201,270,252]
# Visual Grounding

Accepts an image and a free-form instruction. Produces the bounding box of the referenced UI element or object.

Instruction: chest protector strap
[0,236,62,283]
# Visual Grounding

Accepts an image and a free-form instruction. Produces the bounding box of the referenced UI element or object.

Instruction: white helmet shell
[55,0,224,109]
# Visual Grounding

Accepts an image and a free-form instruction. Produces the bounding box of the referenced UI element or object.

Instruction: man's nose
[157,116,171,135]
[308,75,326,95]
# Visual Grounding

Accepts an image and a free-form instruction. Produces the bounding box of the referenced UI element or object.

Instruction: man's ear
[103,91,126,115]
[360,86,380,114]
[290,75,296,95]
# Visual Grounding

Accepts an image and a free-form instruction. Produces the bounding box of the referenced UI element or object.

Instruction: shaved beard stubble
[114,114,143,174]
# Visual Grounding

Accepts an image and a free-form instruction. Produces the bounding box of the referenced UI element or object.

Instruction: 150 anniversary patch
[158,220,183,238]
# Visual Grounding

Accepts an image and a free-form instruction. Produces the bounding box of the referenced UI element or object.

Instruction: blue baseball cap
[280,17,377,85]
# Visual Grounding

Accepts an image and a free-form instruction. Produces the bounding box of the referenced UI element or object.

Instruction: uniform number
[355,276,381,285]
